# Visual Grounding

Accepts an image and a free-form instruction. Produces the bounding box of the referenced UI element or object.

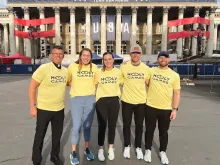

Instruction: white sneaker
[144,149,152,163]
[98,149,105,162]
[136,147,143,160]
[160,151,169,164]
[108,148,115,160]
[123,146,131,159]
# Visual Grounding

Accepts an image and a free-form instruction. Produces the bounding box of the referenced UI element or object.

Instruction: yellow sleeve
[145,66,151,80]
[119,70,124,84]
[94,71,99,85]
[172,74,181,89]
[67,64,73,82]
[32,64,47,83]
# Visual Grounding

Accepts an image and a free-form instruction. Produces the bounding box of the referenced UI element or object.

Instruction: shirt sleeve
[145,66,151,80]
[32,64,47,83]
[67,64,73,82]
[172,74,181,89]
[118,70,124,84]
[94,71,99,85]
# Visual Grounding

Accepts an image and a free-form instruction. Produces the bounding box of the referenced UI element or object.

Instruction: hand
[30,106,37,117]
[170,110,177,120]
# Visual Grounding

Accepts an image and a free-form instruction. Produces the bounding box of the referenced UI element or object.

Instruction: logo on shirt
[152,74,170,84]
[101,77,117,84]
[77,71,94,77]
[127,72,144,79]
[51,76,67,83]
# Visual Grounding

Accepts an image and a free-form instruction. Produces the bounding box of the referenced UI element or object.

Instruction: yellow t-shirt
[32,62,68,111]
[120,61,151,104]
[68,63,98,97]
[95,68,123,101]
[146,67,181,110]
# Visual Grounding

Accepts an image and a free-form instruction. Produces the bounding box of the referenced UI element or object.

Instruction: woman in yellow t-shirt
[68,48,97,164]
[95,52,122,161]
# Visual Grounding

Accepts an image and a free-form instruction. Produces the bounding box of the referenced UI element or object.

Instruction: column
[69,7,76,55]
[7,7,16,55]
[19,25,24,55]
[116,7,122,55]
[207,7,217,57]
[214,23,218,50]
[54,7,60,45]
[217,30,220,50]
[38,7,46,58]
[85,7,91,49]
[177,7,185,58]
[161,7,169,51]
[101,7,107,55]
[3,24,9,55]
[23,7,32,57]
[146,6,153,56]
[131,7,138,46]
[191,7,200,56]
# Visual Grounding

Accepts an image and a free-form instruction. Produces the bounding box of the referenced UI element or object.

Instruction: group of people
[29,44,181,165]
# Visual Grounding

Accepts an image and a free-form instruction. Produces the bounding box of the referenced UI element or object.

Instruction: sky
[0,0,7,8]
[218,0,220,7]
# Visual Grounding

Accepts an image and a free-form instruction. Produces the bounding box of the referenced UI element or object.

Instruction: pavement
[0,76,220,165]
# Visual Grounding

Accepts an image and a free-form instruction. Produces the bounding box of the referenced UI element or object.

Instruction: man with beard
[120,45,151,160]
[144,51,181,165]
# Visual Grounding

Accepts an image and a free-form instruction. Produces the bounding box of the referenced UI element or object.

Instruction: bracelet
[31,104,36,107]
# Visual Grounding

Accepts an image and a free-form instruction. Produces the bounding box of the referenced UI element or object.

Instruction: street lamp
[27,25,40,72]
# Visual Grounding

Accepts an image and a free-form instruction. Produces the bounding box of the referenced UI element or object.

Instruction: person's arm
[29,79,40,117]
[145,67,151,87]
[170,75,181,120]
[67,64,73,86]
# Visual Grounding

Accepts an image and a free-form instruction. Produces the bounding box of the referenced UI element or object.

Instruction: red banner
[168,17,210,28]
[168,30,210,40]
[14,30,55,39]
[14,17,55,26]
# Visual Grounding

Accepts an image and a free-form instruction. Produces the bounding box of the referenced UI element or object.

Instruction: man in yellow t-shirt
[144,51,181,165]
[120,44,151,160]
[29,45,68,165]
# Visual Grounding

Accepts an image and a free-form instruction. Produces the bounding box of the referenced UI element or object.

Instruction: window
[121,41,127,55]
[69,24,70,32]
[158,23,162,33]
[94,41,101,55]
[68,41,71,54]
[107,41,114,53]
[60,25,62,32]
[81,40,86,49]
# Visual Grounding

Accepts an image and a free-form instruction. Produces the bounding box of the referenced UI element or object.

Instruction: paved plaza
[0,75,220,165]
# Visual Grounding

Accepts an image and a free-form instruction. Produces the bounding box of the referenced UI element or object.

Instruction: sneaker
[144,149,152,163]
[50,155,63,165]
[159,151,169,165]
[108,148,115,160]
[84,148,95,161]
[70,151,79,165]
[98,149,105,161]
[136,147,143,160]
[123,146,131,159]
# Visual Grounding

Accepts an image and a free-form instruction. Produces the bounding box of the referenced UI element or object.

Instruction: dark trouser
[96,97,120,146]
[32,109,64,164]
[145,105,171,152]
[121,101,145,148]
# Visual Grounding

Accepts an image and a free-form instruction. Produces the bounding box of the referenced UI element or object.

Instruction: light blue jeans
[70,95,96,145]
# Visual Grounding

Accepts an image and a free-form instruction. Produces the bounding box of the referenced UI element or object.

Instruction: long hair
[102,52,114,72]
[75,48,93,72]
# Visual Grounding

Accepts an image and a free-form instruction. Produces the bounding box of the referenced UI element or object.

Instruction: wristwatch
[173,108,178,111]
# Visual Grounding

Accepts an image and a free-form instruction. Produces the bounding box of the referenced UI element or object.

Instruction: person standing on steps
[144,51,181,165]
[68,48,97,165]
[120,44,151,160]
[29,45,68,165]
[95,52,123,161]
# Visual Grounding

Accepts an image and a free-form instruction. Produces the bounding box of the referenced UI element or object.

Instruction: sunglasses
[131,52,141,54]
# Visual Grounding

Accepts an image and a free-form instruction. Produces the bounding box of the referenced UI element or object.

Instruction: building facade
[0,0,218,59]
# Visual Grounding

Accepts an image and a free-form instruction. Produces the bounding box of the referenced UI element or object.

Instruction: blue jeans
[70,95,96,145]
